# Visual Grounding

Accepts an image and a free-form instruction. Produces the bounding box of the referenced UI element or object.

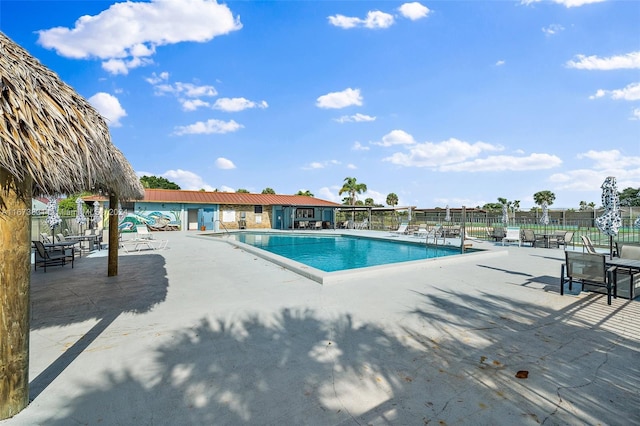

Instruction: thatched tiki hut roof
[0,31,143,419]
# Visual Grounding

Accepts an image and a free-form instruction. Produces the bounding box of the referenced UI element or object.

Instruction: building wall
[219,204,272,230]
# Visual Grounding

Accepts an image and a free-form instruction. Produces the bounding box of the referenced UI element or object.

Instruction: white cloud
[215,157,236,169]
[303,160,341,170]
[335,113,376,123]
[383,137,504,168]
[373,130,416,147]
[589,82,640,101]
[37,0,242,74]
[439,153,562,172]
[347,164,357,169]
[181,99,210,111]
[542,24,565,36]
[145,71,169,85]
[352,141,370,151]
[213,97,269,112]
[219,185,235,192]
[631,108,640,121]
[550,150,640,191]
[316,88,363,109]
[522,0,605,7]
[495,60,506,66]
[173,119,243,135]
[317,186,341,203]
[328,11,395,29]
[398,3,431,20]
[566,51,640,70]
[88,92,126,127]
[162,169,215,191]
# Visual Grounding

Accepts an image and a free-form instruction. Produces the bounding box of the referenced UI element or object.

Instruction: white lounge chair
[413,224,428,238]
[502,227,521,246]
[389,222,409,236]
[136,225,155,240]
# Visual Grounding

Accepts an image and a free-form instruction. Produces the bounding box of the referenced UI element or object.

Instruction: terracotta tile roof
[139,189,341,206]
[82,189,341,207]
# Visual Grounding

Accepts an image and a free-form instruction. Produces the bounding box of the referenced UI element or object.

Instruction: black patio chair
[33,240,69,272]
[560,251,616,305]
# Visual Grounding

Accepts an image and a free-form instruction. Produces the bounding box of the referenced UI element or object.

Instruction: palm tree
[533,190,556,207]
[339,177,367,222]
[339,177,367,205]
[296,190,314,197]
[386,193,398,207]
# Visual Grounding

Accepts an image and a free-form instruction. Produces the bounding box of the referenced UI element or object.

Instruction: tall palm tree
[339,177,367,205]
[339,177,367,222]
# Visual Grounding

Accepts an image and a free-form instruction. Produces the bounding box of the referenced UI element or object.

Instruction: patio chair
[581,235,597,254]
[314,221,323,230]
[502,227,521,246]
[491,227,505,241]
[33,240,71,272]
[40,233,53,244]
[560,251,616,305]
[557,231,574,250]
[521,229,536,247]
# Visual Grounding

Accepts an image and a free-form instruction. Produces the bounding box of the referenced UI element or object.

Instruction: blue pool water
[233,232,464,272]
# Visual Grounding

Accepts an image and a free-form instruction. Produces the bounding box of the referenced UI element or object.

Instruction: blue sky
[2,0,638,209]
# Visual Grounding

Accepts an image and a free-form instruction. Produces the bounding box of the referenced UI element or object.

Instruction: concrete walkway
[2,232,638,425]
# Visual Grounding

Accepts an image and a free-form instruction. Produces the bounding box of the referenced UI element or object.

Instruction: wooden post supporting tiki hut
[0,32,143,419]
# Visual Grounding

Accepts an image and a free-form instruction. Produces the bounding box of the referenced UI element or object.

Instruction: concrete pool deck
[2,231,638,425]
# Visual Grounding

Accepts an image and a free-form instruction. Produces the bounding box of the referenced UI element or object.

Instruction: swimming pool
[234,232,463,272]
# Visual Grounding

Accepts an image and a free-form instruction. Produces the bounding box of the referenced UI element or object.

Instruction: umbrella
[75,197,87,233]
[539,201,549,226]
[93,201,101,230]
[595,176,622,258]
[45,195,61,232]
[445,205,451,222]
[501,204,509,225]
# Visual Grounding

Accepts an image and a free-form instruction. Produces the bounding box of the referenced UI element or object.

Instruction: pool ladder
[214,220,231,237]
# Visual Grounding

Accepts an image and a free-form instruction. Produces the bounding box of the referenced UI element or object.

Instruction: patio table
[606,257,640,299]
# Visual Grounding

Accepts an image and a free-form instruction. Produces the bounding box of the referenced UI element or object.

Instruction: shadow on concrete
[406,288,640,424]
[35,308,429,425]
[29,253,168,400]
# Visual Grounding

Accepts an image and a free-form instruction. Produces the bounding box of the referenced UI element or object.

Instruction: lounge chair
[502,227,521,246]
[136,225,155,240]
[560,251,616,305]
[40,233,53,244]
[413,224,428,238]
[33,240,71,272]
[581,235,597,254]
[389,222,409,236]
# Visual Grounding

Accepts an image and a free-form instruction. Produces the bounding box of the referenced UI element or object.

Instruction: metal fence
[338,210,640,249]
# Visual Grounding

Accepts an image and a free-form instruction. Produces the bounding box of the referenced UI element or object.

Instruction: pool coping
[195,231,508,285]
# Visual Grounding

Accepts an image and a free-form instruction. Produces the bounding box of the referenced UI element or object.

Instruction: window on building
[296,208,314,218]
[254,205,263,214]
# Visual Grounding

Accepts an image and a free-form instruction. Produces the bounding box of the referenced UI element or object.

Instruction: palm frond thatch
[0,31,143,199]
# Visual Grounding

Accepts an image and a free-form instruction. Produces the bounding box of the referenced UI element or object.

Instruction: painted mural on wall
[119,210,181,232]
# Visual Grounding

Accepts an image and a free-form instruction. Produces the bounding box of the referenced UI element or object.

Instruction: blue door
[275,209,283,230]
[201,208,214,230]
